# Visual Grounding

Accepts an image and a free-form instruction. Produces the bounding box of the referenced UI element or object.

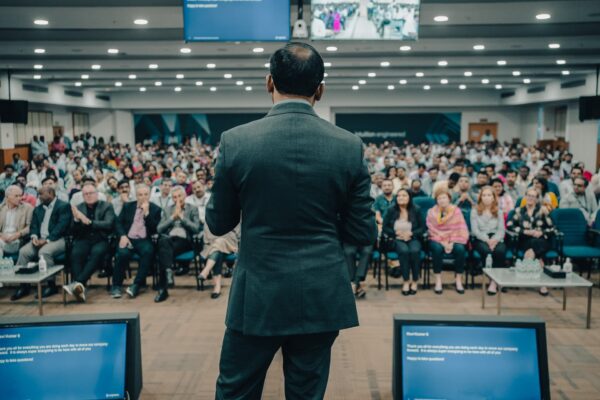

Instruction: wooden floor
[1,271,600,400]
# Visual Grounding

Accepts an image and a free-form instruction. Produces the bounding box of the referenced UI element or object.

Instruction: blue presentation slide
[401,325,541,400]
[0,323,127,400]
[183,0,290,42]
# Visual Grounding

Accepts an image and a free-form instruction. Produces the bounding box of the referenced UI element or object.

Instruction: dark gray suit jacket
[207,101,377,336]
[72,200,116,241]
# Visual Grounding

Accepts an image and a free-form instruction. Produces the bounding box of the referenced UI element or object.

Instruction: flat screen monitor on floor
[393,314,550,400]
[0,313,142,400]
[183,0,290,42]
[311,0,421,40]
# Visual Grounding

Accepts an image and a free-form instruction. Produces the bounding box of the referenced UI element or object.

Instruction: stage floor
[1,272,599,400]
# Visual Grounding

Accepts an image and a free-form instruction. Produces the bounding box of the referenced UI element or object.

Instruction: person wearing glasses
[63,182,115,302]
[560,177,598,225]
[110,179,133,216]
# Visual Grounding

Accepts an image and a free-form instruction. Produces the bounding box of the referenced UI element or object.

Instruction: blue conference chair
[505,209,560,264]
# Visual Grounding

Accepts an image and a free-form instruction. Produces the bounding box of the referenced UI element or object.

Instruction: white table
[0,265,66,316]
[482,268,594,329]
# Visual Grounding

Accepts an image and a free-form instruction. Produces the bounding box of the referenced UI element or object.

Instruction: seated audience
[70,177,107,206]
[382,189,424,295]
[504,169,524,203]
[197,224,240,299]
[453,175,475,212]
[490,178,514,216]
[426,189,469,295]
[111,179,132,216]
[409,179,427,198]
[560,177,598,224]
[373,179,395,226]
[0,185,33,258]
[150,178,173,214]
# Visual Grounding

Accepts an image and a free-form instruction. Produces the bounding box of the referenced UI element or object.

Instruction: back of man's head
[269,42,324,98]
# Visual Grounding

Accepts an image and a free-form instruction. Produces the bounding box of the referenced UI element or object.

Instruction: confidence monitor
[311,0,421,40]
[183,0,290,42]
[393,314,550,400]
[0,313,142,400]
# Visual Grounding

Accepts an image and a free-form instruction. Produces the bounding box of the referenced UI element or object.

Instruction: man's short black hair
[4,164,14,171]
[41,176,56,185]
[269,42,324,97]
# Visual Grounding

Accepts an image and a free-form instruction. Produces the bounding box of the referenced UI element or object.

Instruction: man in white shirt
[150,179,173,214]
[26,159,46,189]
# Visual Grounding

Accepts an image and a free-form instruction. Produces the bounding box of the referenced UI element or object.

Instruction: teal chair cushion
[563,246,600,259]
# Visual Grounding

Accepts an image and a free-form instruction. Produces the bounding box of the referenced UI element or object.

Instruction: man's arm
[206,133,241,236]
[91,203,116,232]
[339,144,377,246]
[48,202,73,241]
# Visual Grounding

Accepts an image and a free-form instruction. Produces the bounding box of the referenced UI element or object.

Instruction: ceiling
[1,0,600,96]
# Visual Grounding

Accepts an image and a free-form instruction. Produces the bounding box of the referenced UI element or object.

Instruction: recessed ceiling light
[523,78,531,84]
[154,81,162,86]
[176,73,185,79]
[224,73,232,79]
[416,72,424,77]
[495,84,503,89]
[126,74,135,80]
[380,61,390,67]
[207,63,216,69]
[482,79,490,84]
[399,45,412,52]
[464,71,473,77]
[440,79,448,84]
[235,80,244,86]
[107,48,119,54]
[195,81,203,86]
[91,64,101,70]
[556,59,566,65]
[252,47,264,53]
[324,62,332,67]
[497,60,507,66]
[114,81,122,87]
[81,74,89,79]
[326,46,338,52]
[512,71,521,76]
[245,86,253,91]
[74,82,82,87]
[264,62,270,68]
[139,87,146,92]
[352,85,359,90]
[210,87,217,92]
[434,15,448,22]
[148,64,158,69]
[368,72,376,78]
[459,84,467,90]
[399,79,407,85]
[473,44,485,51]
[33,75,41,79]
[34,19,48,26]
[423,85,431,90]
[562,70,570,75]
[438,60,448,67]
[134,19,148,25]
[174,87,182,92]
[387,85,395,90]
[34,48,45,54]
[34,64,43,70]
[358,79,367,85]
[536,13,551,20]
[324,73,329,78]
[548,43,560,49]
[180,47,191,54]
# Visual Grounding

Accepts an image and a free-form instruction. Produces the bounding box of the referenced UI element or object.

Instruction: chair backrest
[550,208,588,246]
[413,197,435,222]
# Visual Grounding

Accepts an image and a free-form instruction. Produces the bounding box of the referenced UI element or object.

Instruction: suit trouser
[216,328,339,400]
[71,238,109,286]
[157,236,191,289]
[343,244,372,284]
[113,238,154,287]
[17,239,66,289]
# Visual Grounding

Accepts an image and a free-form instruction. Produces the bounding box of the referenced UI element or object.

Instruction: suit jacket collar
[265,101,318,119]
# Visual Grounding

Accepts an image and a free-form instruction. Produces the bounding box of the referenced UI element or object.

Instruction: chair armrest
[588,228,600,236]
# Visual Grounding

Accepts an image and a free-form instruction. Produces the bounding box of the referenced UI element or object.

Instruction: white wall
[113,110,135,146]
[566,100,599,171]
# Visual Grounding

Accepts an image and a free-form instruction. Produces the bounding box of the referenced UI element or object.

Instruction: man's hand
[532,230,543,238]
[488,238,498,251]
[119,235,131,249]
[33,238,47,247]
[141,202,149,216]
[71,205,82,222]
[173,203,182,220]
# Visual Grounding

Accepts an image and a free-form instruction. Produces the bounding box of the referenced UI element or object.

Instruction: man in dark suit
[11,186,72,300]
[111,184,161,299]
[63,182,115,302]
[207,43,377,400]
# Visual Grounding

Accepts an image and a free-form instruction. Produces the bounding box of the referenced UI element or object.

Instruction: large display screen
[311,0,420,40]
[0,322,127,400]
[401,325,542,400]
[183,0,290,42]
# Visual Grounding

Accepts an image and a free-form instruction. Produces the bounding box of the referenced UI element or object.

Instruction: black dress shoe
[11,287,30,301]
[434,287,443,295]
[126,283,140,298]
[539,289,549,297]
[175,266,190,276]
[97,269,110,278]
[455,286,465,295]
[211,291,221,299]
[35,285,58,299]
[487,289,497,296]
[409,289,417,295]
[402,290,410,296]
[154,289,169,303]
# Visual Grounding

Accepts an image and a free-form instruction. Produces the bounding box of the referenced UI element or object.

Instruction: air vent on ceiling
[527,85,545,94]
[501,91,515,98]
[96,94,111,101]
[22,83,48,93]
[64,89,83,97]
[561,79,586,89]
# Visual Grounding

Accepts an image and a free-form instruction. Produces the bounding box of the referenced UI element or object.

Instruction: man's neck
[7,203,17,209]
[384,194,393,200]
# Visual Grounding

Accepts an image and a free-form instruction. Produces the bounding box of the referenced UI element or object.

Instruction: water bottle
[563,258,573,273]
[485,254,493,270]
[39,255,47,273]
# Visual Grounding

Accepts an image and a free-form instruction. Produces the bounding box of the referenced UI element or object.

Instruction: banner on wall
[335,112,461,144]
[134,113,266,146]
